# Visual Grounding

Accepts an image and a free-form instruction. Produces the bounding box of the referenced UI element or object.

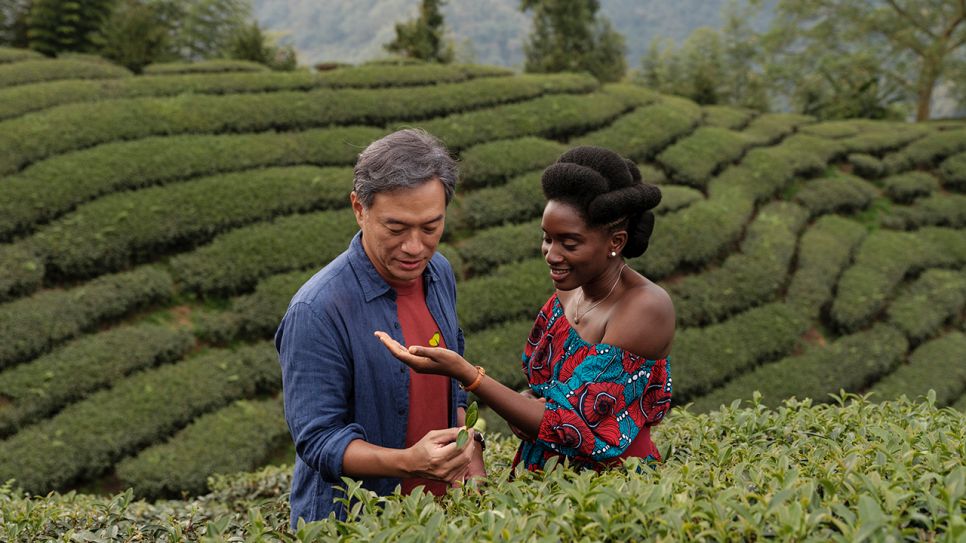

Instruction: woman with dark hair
[377,146,674,472]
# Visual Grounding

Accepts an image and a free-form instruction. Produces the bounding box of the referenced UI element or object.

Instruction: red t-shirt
[389,277,450,496]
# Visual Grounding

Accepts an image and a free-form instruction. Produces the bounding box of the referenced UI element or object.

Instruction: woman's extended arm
[374,331,546,440]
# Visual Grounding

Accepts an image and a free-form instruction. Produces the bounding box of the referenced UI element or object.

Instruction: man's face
[351,179,447,284]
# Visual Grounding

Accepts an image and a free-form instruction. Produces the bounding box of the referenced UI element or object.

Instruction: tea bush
[457,219,542,275]
[839,123,929,155]
[701,105,755,129]
[691,325,908,411]
[117,397,288,499]
[0,243,43,302]
[0,343,279,494]
[455,171,544,230]
[143,60,268,74]
[656,126,754,187]
[846,153,884,178]
[740,112,813,144]
[459,137,566,189]
[881,171,940,203]
[31,166,353,280]
[0,58,130,88]
[0,127,380,239]
[799,120,868,139]
[0,323,193,436]
[882,193,966,230]
[939,150,966,190]
[883,129,966,172]
[793,174,878,217]
[671,303,809,402]
[886,268,966,342]
[869,332,966,406]
[0,47,41,63]
[785,215,867,319]
[0,266,173,368]
[0,73,595,175]
[171,210,359,295]
[457,258,553,332]
[669,202,809,326]
[574,95,701,161]
[463,319,533,391]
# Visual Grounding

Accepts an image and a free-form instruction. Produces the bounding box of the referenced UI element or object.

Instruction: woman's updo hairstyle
[541,146,662,258]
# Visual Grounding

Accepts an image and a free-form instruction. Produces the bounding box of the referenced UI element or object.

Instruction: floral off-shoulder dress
[513,294,672,471]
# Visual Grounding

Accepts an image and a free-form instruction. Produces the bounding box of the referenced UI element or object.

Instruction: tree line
[0,0,296,72]
[388,0,965,121]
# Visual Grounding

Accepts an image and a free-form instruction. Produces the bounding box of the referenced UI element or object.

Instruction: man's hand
[405,427,475,483]
[374,331,477,384]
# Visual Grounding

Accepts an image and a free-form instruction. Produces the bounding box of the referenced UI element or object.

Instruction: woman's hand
[374,331,475,382]
[509,389,544,441]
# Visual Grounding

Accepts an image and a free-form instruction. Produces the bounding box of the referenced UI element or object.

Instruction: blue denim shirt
[275,231,467,528]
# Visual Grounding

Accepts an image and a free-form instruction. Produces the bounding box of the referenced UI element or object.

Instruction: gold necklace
[573,264,626,325]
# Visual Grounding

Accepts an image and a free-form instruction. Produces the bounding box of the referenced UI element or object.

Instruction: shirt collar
[347,230,439,303]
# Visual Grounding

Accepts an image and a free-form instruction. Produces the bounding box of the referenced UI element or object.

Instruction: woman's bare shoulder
[604,280,675,359]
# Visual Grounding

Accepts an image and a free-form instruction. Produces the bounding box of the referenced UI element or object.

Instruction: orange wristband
[461,366,486,392]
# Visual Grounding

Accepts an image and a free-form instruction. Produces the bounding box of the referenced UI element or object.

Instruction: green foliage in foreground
[1,397,963,541]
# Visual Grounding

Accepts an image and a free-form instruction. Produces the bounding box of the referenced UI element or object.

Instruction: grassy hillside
[1,396,963,541]
[0,48,964,506]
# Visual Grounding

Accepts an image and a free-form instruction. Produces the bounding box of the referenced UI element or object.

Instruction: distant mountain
[251,0,771,69]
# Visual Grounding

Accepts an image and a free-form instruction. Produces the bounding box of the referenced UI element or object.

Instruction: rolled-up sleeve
[276,301,366,483]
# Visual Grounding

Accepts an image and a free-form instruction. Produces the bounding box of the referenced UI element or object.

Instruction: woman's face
[540,200,614,291]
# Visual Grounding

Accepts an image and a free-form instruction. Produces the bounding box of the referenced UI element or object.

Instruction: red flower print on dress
[574,382,626,446]
[527,310,548,348]
[539,408,595,455]
[558,343,591,382]
[527,333,554,385]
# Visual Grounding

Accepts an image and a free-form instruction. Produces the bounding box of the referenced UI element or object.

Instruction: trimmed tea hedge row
[0,127,382,240]
[459,137,567,189]
[0,58,130,88]
[882,193,966,230]
[463,319,533,392]
[701,105,755,129]
[117,396,288,499]
[793,174,878,217]
[656,127,755,187]
[799,120,869,139]
[0,266,173,369]
[458,219,542,276]
[740,112,813,145]
[171,210,359,295]
[0,73,596,175]
[691,324,908,411]
[654,185,703,214]
[785,215,867,319]
[143,60,268,74]
[196,269,315,344]
[415,90,633,151]
[455,171,544,231]
[886,268,966,342]
[0,242,43,302]
[3,397,966,541]
[831,227,966,332]
[0,342,280,494]
[457,258,553,332]
[940,150,966,191]
[0,323,193,437]
[668,202,809,327]
[0,64,513,121]
[847,153,884,178]
[0,47,41,63]
[869,332,966,407]
[633,191,753,279]
[839,123,930,155]
[30,166,353,280]
[882,171,940,203]
[883,129,966,172]
[672,302,809,402]
[574,95,702,161]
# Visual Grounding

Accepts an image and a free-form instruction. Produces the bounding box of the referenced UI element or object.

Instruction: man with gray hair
[276,129,484,528]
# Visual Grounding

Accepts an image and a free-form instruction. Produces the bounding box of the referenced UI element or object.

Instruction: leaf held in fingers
[456,428,469,448]
[465,401,479,429]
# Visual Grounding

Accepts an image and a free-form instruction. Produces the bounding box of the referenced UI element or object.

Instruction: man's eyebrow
[384,214,445,226]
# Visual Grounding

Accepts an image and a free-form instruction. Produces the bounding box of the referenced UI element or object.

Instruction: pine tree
[384,0,454,63]
[27,0,114,56]
[521,0,626,83]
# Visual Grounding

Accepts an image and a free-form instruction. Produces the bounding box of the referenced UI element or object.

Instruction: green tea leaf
[456,428,469,449]
[465,401,479,429]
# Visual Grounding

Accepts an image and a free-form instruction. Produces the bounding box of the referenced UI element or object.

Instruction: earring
[610,251,617,257]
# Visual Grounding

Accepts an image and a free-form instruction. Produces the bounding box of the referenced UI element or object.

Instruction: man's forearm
[342,439,413,479]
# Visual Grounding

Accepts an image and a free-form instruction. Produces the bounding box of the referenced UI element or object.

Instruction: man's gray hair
[353,128,458,208]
